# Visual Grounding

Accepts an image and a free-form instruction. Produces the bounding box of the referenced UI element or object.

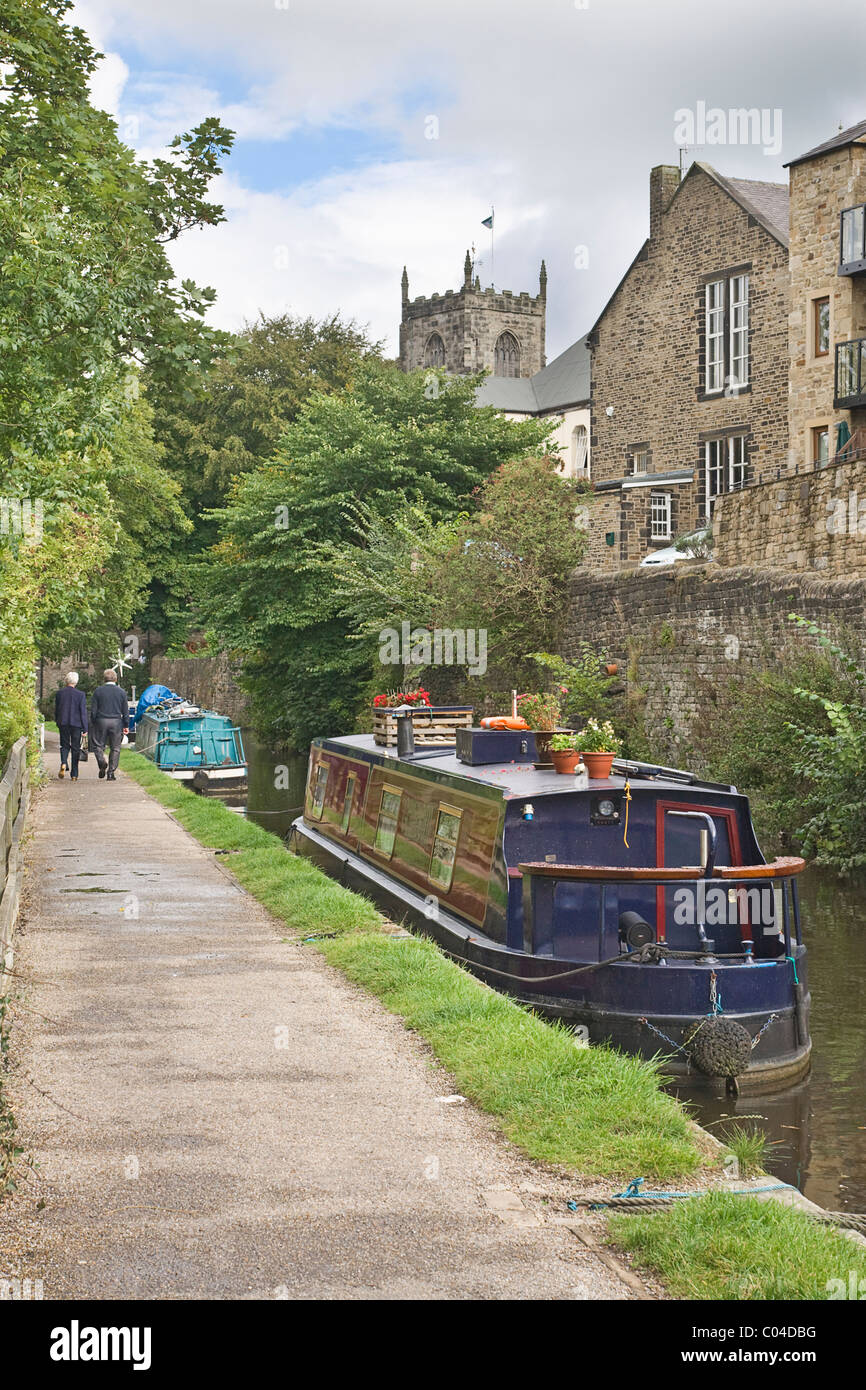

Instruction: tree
[200,363,554,747]
[326,455,592,705]
[0,0,233,760]
[151,312,383,518]
[144,313,383,644]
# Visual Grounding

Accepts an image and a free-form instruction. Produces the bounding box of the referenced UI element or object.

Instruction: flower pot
[581,750,616,779]
[551,749,581,775]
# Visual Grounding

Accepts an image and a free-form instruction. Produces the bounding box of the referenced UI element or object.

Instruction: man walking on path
[54,671,88,781]
[90,669,129,781]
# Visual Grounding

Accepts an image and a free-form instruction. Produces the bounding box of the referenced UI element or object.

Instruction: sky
[72,0,866,362]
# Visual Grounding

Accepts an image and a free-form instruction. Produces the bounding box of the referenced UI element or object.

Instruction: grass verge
[119,748,698,1179]
[610,1192,866,1300]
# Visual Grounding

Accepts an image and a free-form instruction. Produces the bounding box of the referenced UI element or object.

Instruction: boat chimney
[393,704,416,759]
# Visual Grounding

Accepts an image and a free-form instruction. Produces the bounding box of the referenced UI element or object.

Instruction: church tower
[399,253,547,377]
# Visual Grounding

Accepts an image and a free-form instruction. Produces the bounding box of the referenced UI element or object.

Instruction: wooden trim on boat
[519,862,706,880]
[717,857,806,878]
[518,857,806,881]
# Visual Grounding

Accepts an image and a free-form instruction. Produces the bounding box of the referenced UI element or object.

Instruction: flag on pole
[481,212,493,229]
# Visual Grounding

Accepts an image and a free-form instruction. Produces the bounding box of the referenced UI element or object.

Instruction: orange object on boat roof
[480,715,530,731]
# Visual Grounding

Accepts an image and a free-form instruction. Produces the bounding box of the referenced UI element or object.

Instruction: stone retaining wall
[150,653,250,726]
[714,457,866,574]
[567,564,866,763]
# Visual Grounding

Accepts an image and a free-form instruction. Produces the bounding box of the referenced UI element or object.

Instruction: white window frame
[631,447,649,476]
[705,279,725,394]
[650,492,672,540]
[705,274,750,393]
[572,424,589,474]
[705,435,748,516]
[729,274,749,389]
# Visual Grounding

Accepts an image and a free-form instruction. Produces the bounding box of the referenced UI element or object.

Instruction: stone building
[586,162,790,570]
[785,119,866,473]
[475,335,591,479]
[399,252,546,378]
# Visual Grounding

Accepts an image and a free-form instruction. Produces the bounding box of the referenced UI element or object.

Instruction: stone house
[586,162,790,570]
[399,253,546,379]
[785,119,866,472]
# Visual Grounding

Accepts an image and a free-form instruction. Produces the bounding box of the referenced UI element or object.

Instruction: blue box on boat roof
[456,727,538,765]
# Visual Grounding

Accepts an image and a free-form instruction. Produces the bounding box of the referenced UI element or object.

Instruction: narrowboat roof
[317,734,737,799]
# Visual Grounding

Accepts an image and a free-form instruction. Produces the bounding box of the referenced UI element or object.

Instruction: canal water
[238,732,866,1213]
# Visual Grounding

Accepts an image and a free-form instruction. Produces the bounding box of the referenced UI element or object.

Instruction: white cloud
[165,161,546,355]
[70,0,866,357]
[71,1,128,114]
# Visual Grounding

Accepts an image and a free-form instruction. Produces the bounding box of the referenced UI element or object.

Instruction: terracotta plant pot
[581,750,616,779]
[551,749,581,775]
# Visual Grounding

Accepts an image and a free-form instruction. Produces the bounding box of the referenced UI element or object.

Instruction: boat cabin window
[340,773,357,833]
[428,804,463,891]
[374,786,403,858]
[310,763,329,819]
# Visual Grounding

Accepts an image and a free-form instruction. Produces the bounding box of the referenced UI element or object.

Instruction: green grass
[322,931,698,1178]
[717,1123,770,1179]
[610,1192,866,1300]
[120,749,699,1179]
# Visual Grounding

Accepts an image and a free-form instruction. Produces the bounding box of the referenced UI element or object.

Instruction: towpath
[0,733,644,1301]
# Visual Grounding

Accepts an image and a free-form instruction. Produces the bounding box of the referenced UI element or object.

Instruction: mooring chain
[750,1012,779,1049]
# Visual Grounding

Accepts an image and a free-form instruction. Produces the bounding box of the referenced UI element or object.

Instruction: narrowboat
[291,714,811,1093]
[134,691,247,794]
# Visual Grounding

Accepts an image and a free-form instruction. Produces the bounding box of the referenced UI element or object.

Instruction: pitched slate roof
[785,118,866,169]
[692,164,789,247]
[475,334,590,415]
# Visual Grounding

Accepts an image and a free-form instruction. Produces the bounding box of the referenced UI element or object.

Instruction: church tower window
[494,331,521,378]
[424,333,445,367]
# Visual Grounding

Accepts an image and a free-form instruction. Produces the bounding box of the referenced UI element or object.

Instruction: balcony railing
[840,204,866,275]
[834,338,866,408]
[834,428,866,464]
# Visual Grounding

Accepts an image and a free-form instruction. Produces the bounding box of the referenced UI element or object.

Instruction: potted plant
[371,688,473,747]
[550,731,581,775]
[573,719,622,779]
[515,691,561,763]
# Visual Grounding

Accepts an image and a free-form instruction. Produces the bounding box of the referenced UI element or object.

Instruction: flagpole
[490,205,494,288]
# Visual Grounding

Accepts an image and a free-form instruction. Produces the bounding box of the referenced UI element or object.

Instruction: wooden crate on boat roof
[373,705,473,747]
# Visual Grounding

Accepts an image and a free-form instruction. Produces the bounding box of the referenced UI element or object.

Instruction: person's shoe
[98,767,106,779]
[107,772,116,781]
[70,775,78,781]
[58,766,66,778]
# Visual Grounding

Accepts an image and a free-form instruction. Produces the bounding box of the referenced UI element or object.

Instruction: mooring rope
[567,1179,866,1233]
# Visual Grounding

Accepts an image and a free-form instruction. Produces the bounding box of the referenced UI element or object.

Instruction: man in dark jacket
[54,671,88,781]
[90,669,129,781]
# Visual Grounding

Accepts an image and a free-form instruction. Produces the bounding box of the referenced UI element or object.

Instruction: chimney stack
[649,165,680,243]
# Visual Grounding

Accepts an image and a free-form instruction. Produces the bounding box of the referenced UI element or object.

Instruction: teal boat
[134,692,247,794]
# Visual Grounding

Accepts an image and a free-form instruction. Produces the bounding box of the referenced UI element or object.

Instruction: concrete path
[0,734,645,1301]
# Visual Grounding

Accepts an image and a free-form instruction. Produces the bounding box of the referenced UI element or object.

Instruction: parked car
[640,526,713,567]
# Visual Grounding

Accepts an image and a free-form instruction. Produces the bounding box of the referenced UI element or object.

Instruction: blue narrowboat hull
[292,734,811,1093]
